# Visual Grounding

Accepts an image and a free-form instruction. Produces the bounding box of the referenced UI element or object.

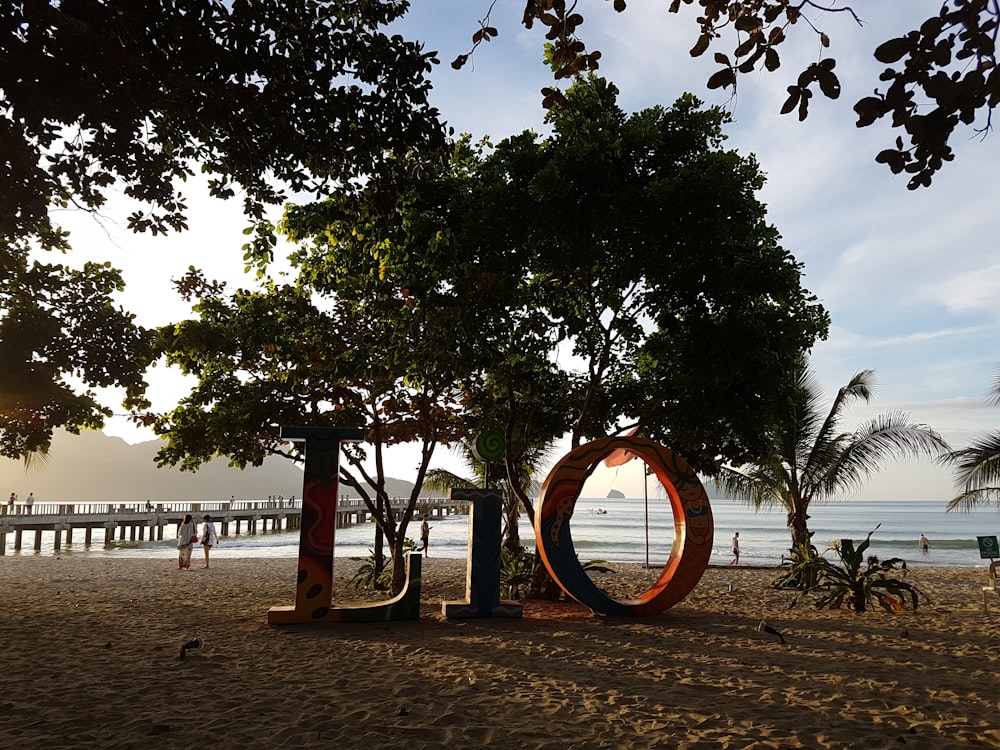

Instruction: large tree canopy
[283,76,829,472]
[458,1,998,189]
[157,76,827,587]
[1,1,448,458]
[3,0,446,256]
[0,257,154,458]
[456,78,830,471]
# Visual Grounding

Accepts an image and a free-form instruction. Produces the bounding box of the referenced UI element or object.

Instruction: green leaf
[874,36,915,64]
[707,68,736,90]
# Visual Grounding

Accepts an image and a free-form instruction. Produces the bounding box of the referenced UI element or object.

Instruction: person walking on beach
[200,514,219,568]
[25,492,34,515]
[177,514,197,570]
[420,515,431,556]
[919,533,930,553]
[730,532,740,565]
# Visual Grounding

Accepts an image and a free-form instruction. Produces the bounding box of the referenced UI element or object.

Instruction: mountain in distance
[606,489,625,499]
[0,429,423,502]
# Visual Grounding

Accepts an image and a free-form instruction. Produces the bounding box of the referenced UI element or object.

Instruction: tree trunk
[787,509,813,552]
[503,490,521,553]
[373,500,388,590]
[390,536,407,595]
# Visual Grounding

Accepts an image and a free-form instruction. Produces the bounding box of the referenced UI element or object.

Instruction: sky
[54,1,1000,501]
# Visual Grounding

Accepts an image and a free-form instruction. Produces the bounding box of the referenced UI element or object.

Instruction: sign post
[977,535,998,560]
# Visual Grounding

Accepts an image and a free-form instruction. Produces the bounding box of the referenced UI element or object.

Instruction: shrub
[349,538,417,591]
[772,526,927,613]
[500,546,535,600]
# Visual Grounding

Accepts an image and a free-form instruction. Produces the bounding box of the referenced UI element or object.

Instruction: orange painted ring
[534,436,714,616]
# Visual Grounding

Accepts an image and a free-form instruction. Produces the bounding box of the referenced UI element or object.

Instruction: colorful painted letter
[535,436,713,616]
[442,488,522,619]
[268,426,422,625]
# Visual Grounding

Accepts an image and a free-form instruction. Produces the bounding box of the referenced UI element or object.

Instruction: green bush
[349,538,417,591]
[771,526,927,613]
[500,546,535,600]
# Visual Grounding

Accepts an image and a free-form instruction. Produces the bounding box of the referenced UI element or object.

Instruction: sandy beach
[0,556,998,749]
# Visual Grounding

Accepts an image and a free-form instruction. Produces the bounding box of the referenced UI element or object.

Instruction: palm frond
[945,486,1000,512]
[989,368,1000,407]
[22,445,51,471]
[423,468,477,493]
[810,369,875,456]
[717,463,792,511]
[821,412,949,496]
[941,431,1000,510]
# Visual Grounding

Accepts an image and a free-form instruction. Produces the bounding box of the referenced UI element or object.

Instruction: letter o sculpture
[535,436,714,616]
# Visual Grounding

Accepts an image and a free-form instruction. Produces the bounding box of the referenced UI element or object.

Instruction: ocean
[6,497,999,569]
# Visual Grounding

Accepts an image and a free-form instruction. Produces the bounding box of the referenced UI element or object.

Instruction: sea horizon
[4,497,999,569]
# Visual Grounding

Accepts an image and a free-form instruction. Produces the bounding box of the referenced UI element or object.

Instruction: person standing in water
[919,533,930,553]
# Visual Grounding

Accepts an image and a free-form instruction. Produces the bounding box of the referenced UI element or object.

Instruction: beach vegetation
[773,526,927,613]
[500,546,536,600]
[349,538,418,593]
[716,357,950,551]
[941,369,1000,511]
[460,2,997,189]
[771,542,822,591]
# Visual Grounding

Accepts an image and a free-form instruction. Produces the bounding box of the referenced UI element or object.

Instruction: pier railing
[0,496,463,554]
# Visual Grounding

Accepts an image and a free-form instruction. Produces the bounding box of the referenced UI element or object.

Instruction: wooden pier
[0,496,464,554]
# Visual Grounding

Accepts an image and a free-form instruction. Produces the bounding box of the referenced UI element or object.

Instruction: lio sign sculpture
[268,429,713,624]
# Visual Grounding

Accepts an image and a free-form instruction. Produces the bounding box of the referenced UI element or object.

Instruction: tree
[717,357,950,551]
[3,0,446,258]
[458,1,999,188]
[0,257,155,458]
[277,76,829,607]
[1,1,448,459]
[154,275,466,594]
[941,369,1000,511]
[462,77,829,471]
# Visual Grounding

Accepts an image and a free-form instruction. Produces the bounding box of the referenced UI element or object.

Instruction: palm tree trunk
[787,510,812,552]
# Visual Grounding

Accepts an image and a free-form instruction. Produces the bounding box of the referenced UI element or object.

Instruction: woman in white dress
[176,514,197,570]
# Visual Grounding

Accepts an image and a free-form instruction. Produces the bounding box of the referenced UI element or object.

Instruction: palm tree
[941,370,1000,511]
[716,357,950,551]
[424,442,547,553]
